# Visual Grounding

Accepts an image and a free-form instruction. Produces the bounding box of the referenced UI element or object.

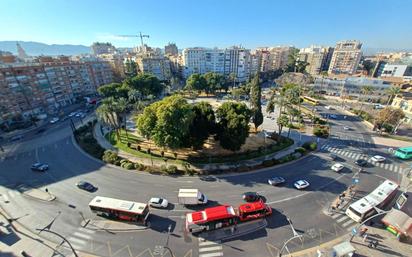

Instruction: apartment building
[312,77,390,100]
[0,57,113,119]
[392,92,412,124]
[182,46,251,82]
[378,64,412,80]
[165,43,178,56]
[328,40,362,75]
[299,46,333,75]
[135,55,172,81]
[91,42,116,55]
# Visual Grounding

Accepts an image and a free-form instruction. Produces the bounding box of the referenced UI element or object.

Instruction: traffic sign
[352,178,359,184]
[352,228,357,236]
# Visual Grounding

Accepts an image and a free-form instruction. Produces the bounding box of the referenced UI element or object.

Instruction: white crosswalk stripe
[394,166,399,173]
[330,212,356,228]
[199,238,223,257]
[66,227,95,250]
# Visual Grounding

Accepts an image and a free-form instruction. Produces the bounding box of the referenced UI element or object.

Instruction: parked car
[76,181,97,192]
[148,197,169,208]
[68,112,77,117]
[331,163,345,172]
[10,135,23,142]
[325,106,332,110]
[329,114,337,119]
[343,126,351,130]
[354,159,367,167]
[31,162,49,172]
[268,177,286,186]
[371,155,386,162]
[294,180,310,190]
[329,154,338,161]
[36,128,47,134]
[242,192,261,202]
[50,117,60,124]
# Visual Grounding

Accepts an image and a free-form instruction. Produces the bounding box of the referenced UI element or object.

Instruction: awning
[381,209,412,236]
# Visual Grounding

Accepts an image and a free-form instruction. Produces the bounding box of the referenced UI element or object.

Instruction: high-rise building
[328,40,362,75]
[0,57,113,119]
[165,43,178,56]
[299,46,333,75]
[91,42,116,55]
[182,46,251,82]
[268,46,294,70]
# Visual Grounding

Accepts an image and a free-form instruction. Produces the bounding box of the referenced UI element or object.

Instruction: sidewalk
[93,122,315,173]
[284,225,412,257]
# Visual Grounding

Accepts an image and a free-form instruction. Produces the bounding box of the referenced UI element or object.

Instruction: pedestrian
[45,188,48,193]
[363,233,368,242]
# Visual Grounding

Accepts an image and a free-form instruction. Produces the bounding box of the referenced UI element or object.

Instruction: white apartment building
[379,64,412,80]
[328,40,362,75]
[299,46,333,75]
[135,55,172,81]
[182,46,251,82]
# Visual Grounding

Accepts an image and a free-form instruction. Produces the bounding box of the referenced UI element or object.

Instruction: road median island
[18,185,56,202]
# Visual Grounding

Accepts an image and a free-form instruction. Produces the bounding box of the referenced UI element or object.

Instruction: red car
[237,200,272,222]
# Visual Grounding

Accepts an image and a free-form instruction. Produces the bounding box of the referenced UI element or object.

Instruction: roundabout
[0,105,404,257]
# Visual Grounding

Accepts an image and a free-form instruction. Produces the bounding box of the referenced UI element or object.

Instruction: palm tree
[128,89,141,103]
[385,86,401,105]
[359,85,373,111]
[229,72,237,89]
[96,98,120,139]
[114,97,130,143]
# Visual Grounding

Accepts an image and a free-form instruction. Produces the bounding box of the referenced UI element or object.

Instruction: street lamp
[163,224,175,257]
[278,217,302,257]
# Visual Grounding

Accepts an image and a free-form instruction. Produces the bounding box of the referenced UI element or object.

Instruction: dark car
[31,162,49,171]
[10,135,23,142]
[36,128,47,134]
[354,159,367,167]
[76,181,97,192]
[242,192,261,202]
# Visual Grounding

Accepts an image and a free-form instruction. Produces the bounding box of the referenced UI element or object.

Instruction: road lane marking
[384,164,389,170]
[336,216,348,223]
[78,227,95,234]
[394,166,399,173]
[73,231,92,239]
[67,237,86,245]
[199,246,223,252]
[341,220,354,228]
[199,241,219,246]
[199,253,224,257]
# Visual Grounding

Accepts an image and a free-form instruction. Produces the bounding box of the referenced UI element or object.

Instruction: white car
[343,126,350,130]
[371,155,386,162]
[148,197,169,208]
[50,117,60,124]
[68,112,76,117]
[294,180,310,190]
[325,106,332,110]
[331,163,345,172]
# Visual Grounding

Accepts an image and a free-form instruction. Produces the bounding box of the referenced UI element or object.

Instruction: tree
[249,74,263,131]
[277,115,289,136]
[374,107,405,134]
[228,72,237,89]
[114,97,129,142]
[97,83,128,99]
[125,73,163,98]
[185,73,207,93]
[216,102,251,151]
[96,97,120,139]
[137,95,194,149]
[359,85,373,111]
[124,59,137,78]
[362,60,375,76]
[385,86,401,105]
[188,102,216,149]
[204,72,226,94]
[286,48,300,72]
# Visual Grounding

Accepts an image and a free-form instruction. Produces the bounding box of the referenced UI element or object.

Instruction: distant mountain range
[0,41,91,56]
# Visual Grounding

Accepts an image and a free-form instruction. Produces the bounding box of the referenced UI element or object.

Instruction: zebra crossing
[321,144,407,175]
[66,227,95,250]
[329,212,356,230]
[1,189,22,203]
[198,237,224,257]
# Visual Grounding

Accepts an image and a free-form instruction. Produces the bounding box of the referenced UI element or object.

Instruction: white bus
[89,196,150,224]
[345,180,399,223]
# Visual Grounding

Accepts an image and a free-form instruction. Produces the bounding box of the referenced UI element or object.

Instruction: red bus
[238,201,272,222]
[185,201,272,233]
[89,196,150,225]
[186,205,237,233]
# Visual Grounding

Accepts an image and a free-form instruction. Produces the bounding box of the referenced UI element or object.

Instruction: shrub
[313,126,329,138]
[166,165,179,174]
[294,147,307,154]
[134,162,146,171]
[102,150,119,164]
[137,145,141,151]
[123,162,134,170]
[160,165,168,172]
[262,159,275,167]
[236,165,250,172]
[303,141,318,151]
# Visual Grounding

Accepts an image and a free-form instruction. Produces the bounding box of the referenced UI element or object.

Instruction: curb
[81,219,148,232]
[284,235,347,257]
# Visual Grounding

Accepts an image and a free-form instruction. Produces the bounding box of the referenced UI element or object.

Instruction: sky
[1,0,411,49]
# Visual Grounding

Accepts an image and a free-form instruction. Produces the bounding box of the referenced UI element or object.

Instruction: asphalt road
[0,105,405,257]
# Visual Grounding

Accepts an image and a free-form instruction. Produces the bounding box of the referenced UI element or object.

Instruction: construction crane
[117,32,150,52]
